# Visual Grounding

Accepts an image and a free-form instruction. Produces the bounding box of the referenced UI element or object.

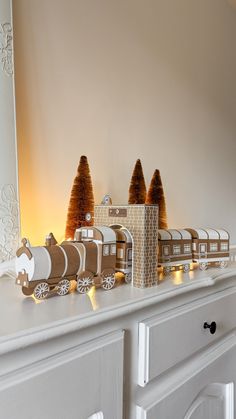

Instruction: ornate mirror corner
[0,0,20,264]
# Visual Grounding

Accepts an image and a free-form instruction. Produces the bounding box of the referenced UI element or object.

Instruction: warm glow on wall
[19,183,67,245]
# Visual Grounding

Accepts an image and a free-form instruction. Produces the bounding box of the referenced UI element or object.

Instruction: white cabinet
[0,331,124,419]
[1,269,236,418]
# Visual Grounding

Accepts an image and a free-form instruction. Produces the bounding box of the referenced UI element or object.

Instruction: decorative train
[15,225,132,300]
[15,223,230,299]
[158,228,230,275]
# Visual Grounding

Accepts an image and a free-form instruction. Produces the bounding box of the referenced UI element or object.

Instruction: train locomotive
[15,225,133,300]
[158,228,230,275]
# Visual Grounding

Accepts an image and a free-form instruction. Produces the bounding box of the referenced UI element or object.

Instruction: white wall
[13,0,236,244]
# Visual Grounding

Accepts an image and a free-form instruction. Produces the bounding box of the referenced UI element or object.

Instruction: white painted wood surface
[1,266,236,418]
[136,334,236,419]
[138,287,236,386]
[0,331,124,419]
[184,382,234,419]
[0,0,19,262]
[1,264,236,353]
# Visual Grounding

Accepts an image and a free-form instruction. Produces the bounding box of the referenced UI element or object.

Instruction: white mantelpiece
[0,0,19,262]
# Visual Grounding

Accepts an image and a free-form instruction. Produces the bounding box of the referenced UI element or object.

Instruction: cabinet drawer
[138,287,236,386]
[0,330,124,419]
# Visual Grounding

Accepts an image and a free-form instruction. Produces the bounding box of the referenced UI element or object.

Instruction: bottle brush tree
[146,169,168,229]
[65,156,94,239]
[128,159,147,204]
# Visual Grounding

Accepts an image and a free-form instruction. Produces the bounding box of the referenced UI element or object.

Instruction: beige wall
[13,0,236,244]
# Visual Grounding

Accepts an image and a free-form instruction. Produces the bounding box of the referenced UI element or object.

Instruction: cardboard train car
[158,228,230,275]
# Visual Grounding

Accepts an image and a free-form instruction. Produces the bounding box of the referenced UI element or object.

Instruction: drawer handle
[203,321,217,334]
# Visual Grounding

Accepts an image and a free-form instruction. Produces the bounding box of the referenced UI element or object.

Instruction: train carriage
[186,228,230,270]
[74,226,117,291]
[158,229,192,275]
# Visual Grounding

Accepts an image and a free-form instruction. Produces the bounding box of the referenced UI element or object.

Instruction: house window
[173,245,181,255]
[103,245,109,256]
[221,242,228,251]
[128,249,132,261]
[210,243,218,252]
[163,246,169,256]
[117,248,124,259]
[184,244,191,253]
[87,229,93,238]
[110,244,116,255]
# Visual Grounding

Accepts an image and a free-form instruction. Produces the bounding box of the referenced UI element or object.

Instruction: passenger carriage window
[82,229,87,237]
[103,245,109,256]
[117,248,124,259]
[173,245,181,255]
[210,243,218,252]
[163,246,169,256]
[110,244,116,255]
[221,242,228,251]
[200,244,207,253]
[128,249,132,261]
[184,244,191,253]
[87,229,93,238]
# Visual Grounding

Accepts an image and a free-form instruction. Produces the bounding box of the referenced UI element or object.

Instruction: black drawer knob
[204,321,217,335]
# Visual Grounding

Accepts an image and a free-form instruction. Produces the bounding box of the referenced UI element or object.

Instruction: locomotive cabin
[186,228,230,270]
[74,226,117,276]
[158,229,192,275]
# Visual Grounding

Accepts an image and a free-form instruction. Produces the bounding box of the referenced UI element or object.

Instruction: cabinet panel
[138,288,236,386]
[184,383,234,419]
[0,331,124,419]
[137,334,236,419]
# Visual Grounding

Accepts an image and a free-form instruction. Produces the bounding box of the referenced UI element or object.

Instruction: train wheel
[57,279,70,296]
[163,266,171,276]
[101,270,116,290]
[219,261,227,269]
[77,272,93,294]
[183,264,190,273]
[199,262,208,271]
[22,286,34,296]
[125,272,132,284]
[33,282,50,300]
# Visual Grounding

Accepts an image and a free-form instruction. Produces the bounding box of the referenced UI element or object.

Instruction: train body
[16,223,230,298]
[158,228,230,275]
[16,225,132,299]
